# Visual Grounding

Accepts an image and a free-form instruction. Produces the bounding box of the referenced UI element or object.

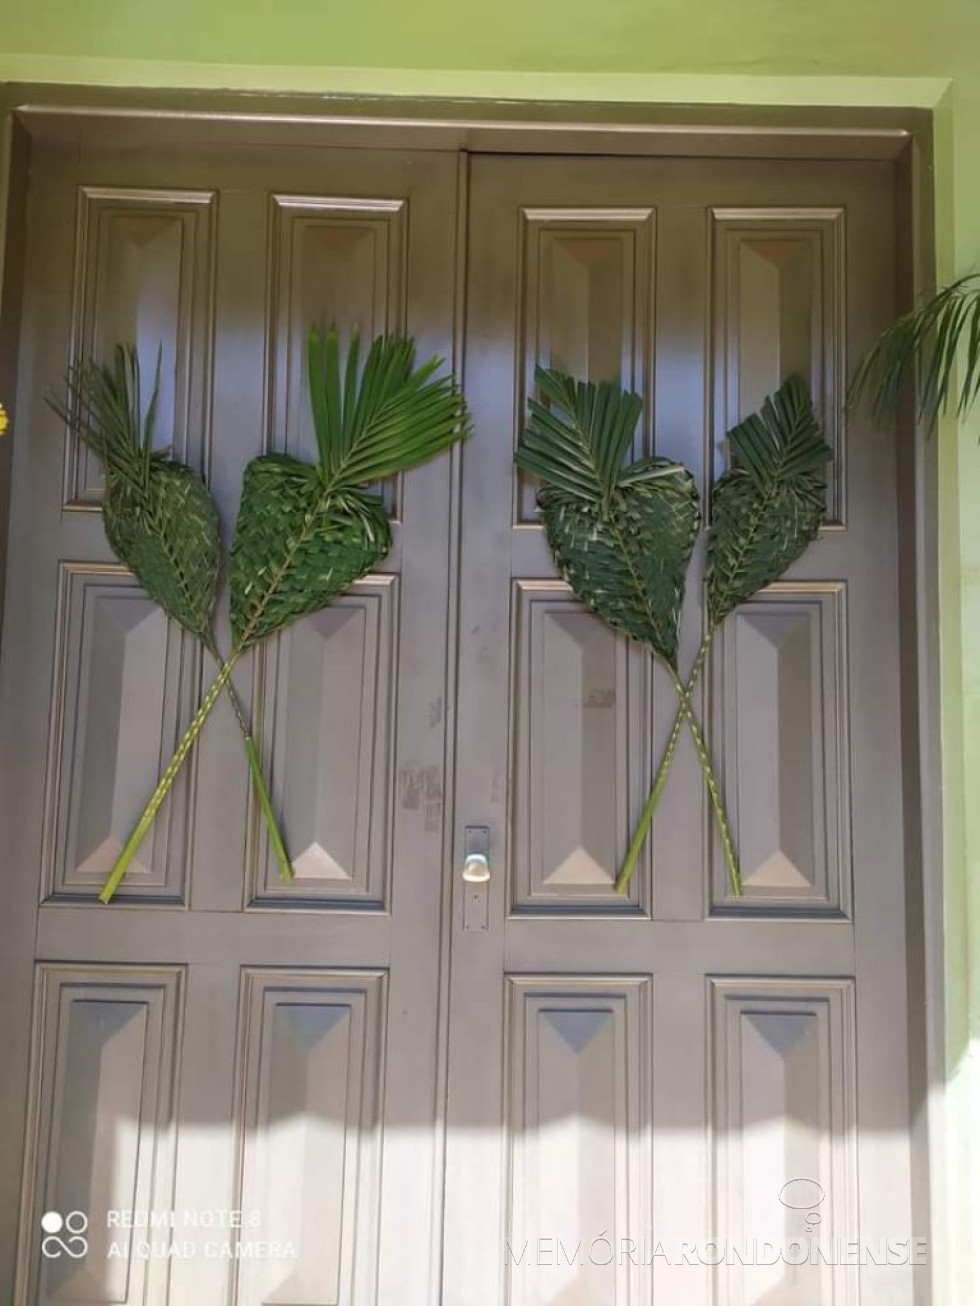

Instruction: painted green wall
[0,0,970,77]
[1,0,979,1295]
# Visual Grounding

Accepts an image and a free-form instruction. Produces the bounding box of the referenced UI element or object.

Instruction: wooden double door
[0,127,919,1305]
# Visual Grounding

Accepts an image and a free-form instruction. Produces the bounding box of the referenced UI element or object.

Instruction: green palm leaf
[516,369,644,502]
[516,367,699,666]
[618,376,831,897]
[230,327,467,651]
[230,459,390,649]
[849,273,980,426]
[515,368,743,889]
[50,345,292,898]
[308,326,469,488]
[535,464,699,666]
[109,463,222,641]
[50,346,220,644]
[98,326,468,903]
[707,376,831,628]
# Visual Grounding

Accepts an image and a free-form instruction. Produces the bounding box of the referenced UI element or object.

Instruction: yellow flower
[0,404,7,435]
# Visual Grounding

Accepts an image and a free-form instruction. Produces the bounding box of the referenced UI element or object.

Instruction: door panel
[504,976,653,1306]
[0,139,458,1305]
[234,968,388,1305]
[65,185,216,509]
[711,580,850,911]
[43,561,198,899]
[513,207,655,526]
[710,977,859,1306]
[710,205,846,523]
[252,576,399,904]
[20,965,183,1305]
[445,154,911,1306]
[510,580,651,913]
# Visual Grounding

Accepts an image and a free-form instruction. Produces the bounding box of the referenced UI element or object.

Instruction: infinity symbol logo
[40,1210,88,1260]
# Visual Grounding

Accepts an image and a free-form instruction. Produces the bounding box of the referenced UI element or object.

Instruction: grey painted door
[0,138,459,1303]
[443,154,915,1306]
[0,134,919,1306]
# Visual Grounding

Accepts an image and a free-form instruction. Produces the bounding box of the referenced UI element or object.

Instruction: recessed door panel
[233,969,387,1306]
[505,976,652,1306]
[16,965,183,1306]
[250,576,399,907]
[711,206,846,522]
[710,977,859,1306]
[515,207,655,523]
[711,582,851,913]
[510,580,650,914]
[43,563,198,902]
[65,186,215,509]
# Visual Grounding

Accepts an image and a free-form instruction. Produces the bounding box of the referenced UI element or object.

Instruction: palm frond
[515,365,644,502]
[49,347,220,644]
[307,326,468,488]
[614,377,831,898]
[107,328,468,890]
[231,328,468,653]
[49,345,156,497]
[229,458,391,650]
[56,344,293,901]
[707,376,830,629]
[849,273,980,425]
[516,368,699,667]
[517,369,739,892]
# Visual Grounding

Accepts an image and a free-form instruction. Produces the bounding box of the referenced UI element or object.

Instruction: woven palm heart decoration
[53,328,469,903]
[515,370,831,896]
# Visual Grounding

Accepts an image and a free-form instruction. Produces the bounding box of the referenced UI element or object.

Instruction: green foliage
[50,346,220,645]
[306,327,468,484]
[515,368,646,502]
[229,327,467,653]
[69,326,468,901]
[108,463,221,643]
[849,273,980,426]
[516,367,699,666]
[50,345,289,899]
[230,460,390,649]
[707,376,830,629]
[518,369,831,900]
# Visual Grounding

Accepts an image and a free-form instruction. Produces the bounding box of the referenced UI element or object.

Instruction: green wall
[0,0,970,78]
[1,0,979,1295]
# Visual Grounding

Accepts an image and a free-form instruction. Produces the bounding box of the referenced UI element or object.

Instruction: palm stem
[615,635,741,898]
[100,653,294,901]
[615,636,710,894]
[99,657,238,903]
[666,662,741,899]
[203,636,291,883]
[222,679,292,884]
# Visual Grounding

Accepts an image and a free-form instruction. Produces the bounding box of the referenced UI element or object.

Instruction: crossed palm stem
[615,631,738,897]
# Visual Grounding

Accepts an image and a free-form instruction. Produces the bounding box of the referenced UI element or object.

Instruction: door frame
[0,92,945,1305]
